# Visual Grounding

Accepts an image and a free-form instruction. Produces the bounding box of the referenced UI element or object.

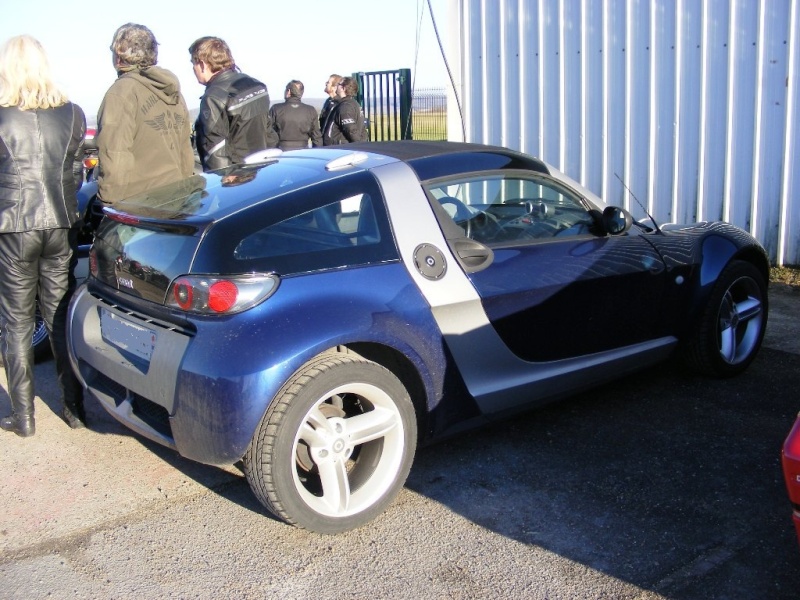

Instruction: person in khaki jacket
[96,23,194,204]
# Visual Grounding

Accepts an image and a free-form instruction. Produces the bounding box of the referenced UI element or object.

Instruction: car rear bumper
[67,284,190,450]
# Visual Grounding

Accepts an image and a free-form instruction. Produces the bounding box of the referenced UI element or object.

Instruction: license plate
[100,308,156,361]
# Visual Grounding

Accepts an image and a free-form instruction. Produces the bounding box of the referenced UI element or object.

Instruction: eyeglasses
[336,83,345,88]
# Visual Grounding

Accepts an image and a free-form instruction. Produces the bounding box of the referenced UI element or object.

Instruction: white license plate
[100,308,156,361]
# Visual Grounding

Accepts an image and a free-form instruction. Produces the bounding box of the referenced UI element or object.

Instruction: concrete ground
[0,284,800,598]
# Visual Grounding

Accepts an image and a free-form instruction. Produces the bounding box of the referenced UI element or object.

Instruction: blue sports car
[67,141,769,533]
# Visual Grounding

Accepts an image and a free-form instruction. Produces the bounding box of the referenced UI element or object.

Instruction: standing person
[322,76,368,145]
[0,35,87,436]
[96,23,194,204]
[189,36,278,171]
[319,73,342,130]
[270,80,322,150]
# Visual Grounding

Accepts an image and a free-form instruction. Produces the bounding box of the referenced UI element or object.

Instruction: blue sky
[0,0,450,118]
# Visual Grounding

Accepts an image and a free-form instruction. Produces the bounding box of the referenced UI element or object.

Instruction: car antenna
[614,173,662,234]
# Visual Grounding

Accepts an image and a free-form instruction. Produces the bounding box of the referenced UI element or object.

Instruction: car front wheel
[685,260,768,377]
[243,354,417,534]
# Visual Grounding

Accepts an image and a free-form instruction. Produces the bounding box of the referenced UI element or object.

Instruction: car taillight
[167,274,279,315]
[782,415,800,506]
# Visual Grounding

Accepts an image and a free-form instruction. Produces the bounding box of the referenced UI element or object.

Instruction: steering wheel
[469,211,506,243]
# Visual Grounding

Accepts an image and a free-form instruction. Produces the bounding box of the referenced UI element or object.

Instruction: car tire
[684,260,768,377]
[243,353,417,534]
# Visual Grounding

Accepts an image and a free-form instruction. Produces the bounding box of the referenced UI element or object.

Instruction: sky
[0,0,451,119]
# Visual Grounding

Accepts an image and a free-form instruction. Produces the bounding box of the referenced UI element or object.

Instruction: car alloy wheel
[244,353,417,534]
[685,260,767,377]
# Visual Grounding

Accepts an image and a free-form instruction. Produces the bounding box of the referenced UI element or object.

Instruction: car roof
[106,142,552,226]
[343,140,551,180]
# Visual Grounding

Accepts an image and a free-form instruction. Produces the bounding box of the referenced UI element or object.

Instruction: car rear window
[110,162,326,220]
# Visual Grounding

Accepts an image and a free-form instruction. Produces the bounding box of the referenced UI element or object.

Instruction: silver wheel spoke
[345,407,399,446]
[317,456,351,513]
[735,296,762,322]
[720,324,737,363]
[299,406,334,447]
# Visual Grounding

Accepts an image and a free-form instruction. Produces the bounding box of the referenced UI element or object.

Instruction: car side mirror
[602,206,633,235]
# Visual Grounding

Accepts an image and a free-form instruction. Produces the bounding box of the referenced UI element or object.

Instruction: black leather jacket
[269,98,322,150]
[322,96,367,145]
[0,103,85,232]
[195,69,279,171]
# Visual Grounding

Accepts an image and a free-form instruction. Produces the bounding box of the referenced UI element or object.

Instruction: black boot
[62,387,86,429]
[61,405,85,429]
[0,413,35,437]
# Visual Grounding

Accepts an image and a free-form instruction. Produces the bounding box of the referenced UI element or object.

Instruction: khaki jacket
[97,66,194,203]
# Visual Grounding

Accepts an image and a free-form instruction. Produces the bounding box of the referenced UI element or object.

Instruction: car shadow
[404,348,800,598]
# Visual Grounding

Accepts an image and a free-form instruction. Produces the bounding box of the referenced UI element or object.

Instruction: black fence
[410,87,447,141]
[356,69,446,142]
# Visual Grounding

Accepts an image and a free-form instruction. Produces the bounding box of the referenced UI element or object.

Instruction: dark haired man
[97,23,194,203]
[269,80,322,150]
[322,76,367,145]
[189,36,278,170]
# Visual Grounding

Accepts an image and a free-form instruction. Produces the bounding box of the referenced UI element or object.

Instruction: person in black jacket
[322,77,367,145]
[0,35,87,436]
[189,36,278,171]
[319,73,342,130]
[270,80,322,150]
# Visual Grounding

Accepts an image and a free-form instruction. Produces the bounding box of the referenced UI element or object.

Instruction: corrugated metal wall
[445,0,800,265]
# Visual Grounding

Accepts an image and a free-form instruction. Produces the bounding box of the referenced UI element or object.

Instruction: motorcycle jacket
[96,66,194,203]
[195,69,279,170]
[0,102,85,232]
[319,96,336,130]
[322,96,367,145]
[269,98,322,150]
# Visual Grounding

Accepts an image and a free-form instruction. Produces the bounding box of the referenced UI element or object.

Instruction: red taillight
[165,274,278,315]
[104,210,140,225]
[173,279,194,310]
[83,156,98,170]
[208,280,238,313]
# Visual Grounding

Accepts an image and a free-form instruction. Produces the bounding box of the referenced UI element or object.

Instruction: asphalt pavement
[0,283,799,598]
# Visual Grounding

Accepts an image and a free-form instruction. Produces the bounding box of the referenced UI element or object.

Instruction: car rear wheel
[32,304,51,361]
[684,260,767,377]
[0,303,51,363]
[243,354,417,534]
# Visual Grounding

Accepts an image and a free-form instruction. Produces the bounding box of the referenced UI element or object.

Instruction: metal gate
[356,69,413,141]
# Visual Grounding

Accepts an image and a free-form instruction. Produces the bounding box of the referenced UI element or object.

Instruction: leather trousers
[0,227,82,419]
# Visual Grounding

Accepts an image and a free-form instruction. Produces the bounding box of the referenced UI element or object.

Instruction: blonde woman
[0,35,87,436]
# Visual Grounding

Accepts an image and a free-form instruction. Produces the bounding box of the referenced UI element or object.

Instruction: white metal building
[444,0,800,265]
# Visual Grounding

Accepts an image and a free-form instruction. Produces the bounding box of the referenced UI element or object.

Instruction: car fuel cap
[413,244,447,280]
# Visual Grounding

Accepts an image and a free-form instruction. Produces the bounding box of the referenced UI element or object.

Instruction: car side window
[426,175,597,246]
[234,194,381,260]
